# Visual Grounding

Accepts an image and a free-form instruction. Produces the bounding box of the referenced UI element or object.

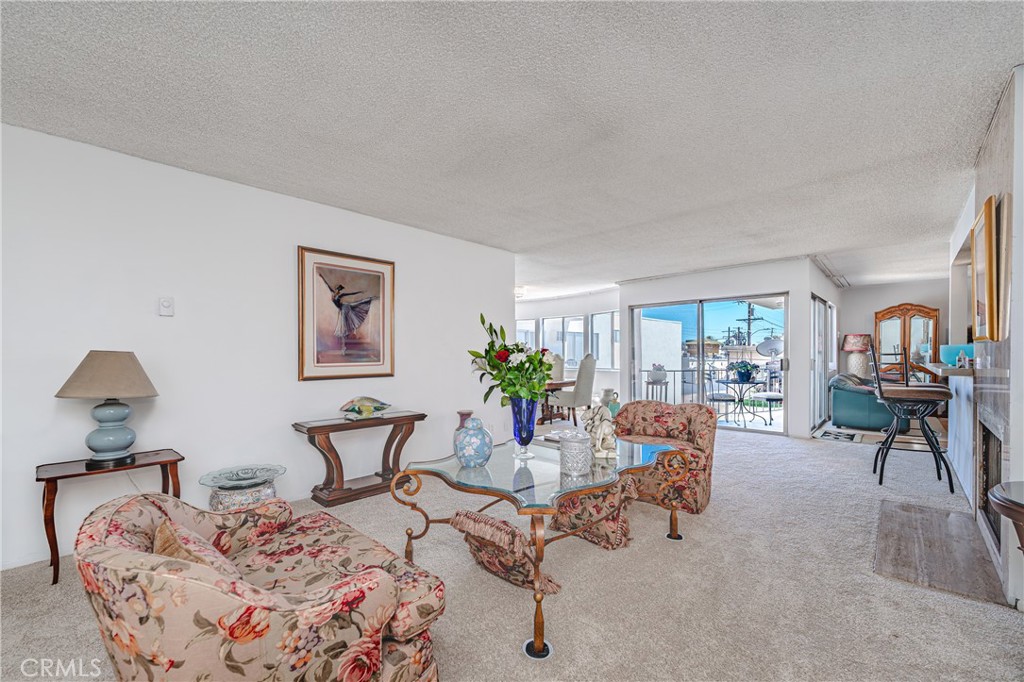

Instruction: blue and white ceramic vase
[454,417,493,467]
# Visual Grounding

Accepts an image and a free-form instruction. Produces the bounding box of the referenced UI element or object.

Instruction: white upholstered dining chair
[551,354,596,426]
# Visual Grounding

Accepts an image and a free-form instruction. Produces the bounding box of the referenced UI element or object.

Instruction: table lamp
[841,334,872,379]
[55,351,158,469]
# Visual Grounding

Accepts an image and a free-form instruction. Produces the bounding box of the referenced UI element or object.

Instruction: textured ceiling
[3,2,1022,296]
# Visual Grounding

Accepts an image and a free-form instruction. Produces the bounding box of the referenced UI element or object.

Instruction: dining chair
[550,354,565,381]
[551,354,596,426]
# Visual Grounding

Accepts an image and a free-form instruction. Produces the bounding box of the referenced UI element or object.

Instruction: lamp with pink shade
[841,334,872,378]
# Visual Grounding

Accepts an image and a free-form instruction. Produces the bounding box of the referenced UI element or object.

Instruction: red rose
[495,349,510,363]
[541,348,549,354]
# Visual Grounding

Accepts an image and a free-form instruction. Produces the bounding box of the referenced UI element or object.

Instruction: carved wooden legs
[309,424,417,506]
[42,480,59,584]
[159,462,182,498]
[524,514,552,659]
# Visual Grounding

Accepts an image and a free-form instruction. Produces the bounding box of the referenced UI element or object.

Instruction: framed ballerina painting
[298,245,395,380]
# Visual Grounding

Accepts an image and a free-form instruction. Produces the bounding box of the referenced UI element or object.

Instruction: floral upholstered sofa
[74,493,443,682]
[613,400,717,537]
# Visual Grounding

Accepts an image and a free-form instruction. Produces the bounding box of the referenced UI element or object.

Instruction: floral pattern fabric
[451,511,560,595]
[232,511,445,642]
[549,476,639,550]
[74,494,442,682]
[614,401,717,515]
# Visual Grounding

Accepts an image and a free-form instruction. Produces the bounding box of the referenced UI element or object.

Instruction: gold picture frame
[970,195,997,342]
[298,245,395,380]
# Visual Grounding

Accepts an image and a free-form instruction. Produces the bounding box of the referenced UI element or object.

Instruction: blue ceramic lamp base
[84,399,137,469]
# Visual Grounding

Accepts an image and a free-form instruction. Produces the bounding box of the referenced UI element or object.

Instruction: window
[590,311,620,369]
[516,319,536,348]
[541,315,585,367]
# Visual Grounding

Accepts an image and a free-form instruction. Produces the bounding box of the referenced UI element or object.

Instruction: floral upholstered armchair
[613,400,717,539]
[74,493,443,682]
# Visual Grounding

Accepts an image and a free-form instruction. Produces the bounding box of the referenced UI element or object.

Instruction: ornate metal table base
[390,466,669,659]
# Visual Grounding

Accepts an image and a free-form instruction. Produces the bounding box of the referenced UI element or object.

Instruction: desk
[539,380,574,425]
[293,411,426,507]
[36,449,183,585]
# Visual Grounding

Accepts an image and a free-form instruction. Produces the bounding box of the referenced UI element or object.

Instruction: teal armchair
[829,374,909,433]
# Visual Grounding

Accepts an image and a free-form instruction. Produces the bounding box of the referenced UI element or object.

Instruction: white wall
[838,278,950,372]
[515,288,621,400]
[618,258,840,438]
[1,126,515,569]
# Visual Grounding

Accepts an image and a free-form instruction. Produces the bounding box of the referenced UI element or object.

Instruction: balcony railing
[635,368,783,405]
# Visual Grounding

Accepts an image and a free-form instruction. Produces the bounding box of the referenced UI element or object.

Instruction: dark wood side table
[989,482,1024,558]
[292,411,426,507]
[35,449,183,585]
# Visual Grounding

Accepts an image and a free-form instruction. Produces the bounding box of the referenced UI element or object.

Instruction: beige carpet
[3,430,1023,681]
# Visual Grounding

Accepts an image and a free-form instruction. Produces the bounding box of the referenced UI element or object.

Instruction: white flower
[543,351,554,364]
[508,352,527,366]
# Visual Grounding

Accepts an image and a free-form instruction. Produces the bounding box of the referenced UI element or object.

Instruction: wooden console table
[292,411,427,507]
[36,449,183,585]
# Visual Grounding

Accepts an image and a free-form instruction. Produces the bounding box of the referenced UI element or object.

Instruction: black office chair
[868,345,954,493]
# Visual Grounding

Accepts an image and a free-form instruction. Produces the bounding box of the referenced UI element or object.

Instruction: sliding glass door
[810,296,838,429]
[631,294,787,434]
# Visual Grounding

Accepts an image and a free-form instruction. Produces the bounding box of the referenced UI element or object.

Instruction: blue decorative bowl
[939,344,974,365]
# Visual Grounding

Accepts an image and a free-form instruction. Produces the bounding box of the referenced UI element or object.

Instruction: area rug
[873,500,1005,604]
[812,427,863,442]
[813,418,946,451]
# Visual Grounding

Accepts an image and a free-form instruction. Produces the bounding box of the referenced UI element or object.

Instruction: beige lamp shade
[55,351,159,399]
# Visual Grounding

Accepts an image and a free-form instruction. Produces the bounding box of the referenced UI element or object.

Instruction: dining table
[538,379,575,424]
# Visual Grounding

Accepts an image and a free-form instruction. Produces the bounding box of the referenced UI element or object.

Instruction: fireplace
[978,421,1003,548]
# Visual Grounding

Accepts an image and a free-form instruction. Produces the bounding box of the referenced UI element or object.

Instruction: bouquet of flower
[469,314,552,406]
[726,361,760,375]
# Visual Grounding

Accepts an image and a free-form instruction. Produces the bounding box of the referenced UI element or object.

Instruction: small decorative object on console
[340,396,391,418]
[649,363,668,382]
[199,464,286,511]
[453,417,493,468]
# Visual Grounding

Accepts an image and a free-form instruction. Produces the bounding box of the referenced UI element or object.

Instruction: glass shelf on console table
[292,410,426,507]
[390,438,671,659]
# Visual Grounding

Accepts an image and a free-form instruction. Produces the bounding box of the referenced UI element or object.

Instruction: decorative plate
[199,464,287,490]
[340,396,391,418]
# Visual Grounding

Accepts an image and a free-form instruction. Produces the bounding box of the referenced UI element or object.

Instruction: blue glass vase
[510,397,538,460]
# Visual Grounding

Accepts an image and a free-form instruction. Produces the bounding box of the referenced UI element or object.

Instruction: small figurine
[581,404,616,455]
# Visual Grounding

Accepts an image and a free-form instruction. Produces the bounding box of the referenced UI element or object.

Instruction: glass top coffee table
[390,437,671,659]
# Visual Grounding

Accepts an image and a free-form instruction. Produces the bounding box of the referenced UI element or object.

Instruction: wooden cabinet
[874,303,940,379]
